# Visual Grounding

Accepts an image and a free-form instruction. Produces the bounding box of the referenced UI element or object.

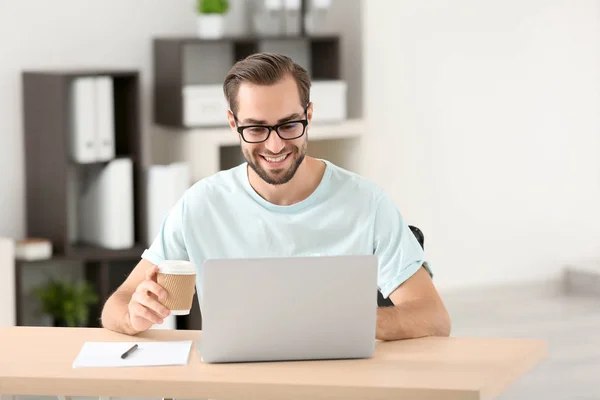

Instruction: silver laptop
[198,255,378,363]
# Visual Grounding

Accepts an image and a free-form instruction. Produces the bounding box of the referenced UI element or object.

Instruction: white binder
[79,158,134,249]
[94,76,115,161]
[69,77,97,163]
[69,76,115,163]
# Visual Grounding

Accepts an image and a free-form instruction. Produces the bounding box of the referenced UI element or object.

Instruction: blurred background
[0,0,599,398]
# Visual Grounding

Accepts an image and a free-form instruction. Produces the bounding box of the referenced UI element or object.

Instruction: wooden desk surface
[0,327,546,400]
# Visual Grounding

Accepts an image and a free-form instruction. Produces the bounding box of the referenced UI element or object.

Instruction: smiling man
[101,53,451,340]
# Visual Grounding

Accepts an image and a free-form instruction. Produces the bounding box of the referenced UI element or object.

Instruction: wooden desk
[0,327,546,400]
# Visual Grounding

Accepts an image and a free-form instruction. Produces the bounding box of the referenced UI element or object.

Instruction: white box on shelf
[183,84,229,127]
[15,238,52,261]
[78,158,135,250]
[310,80,347,123]
[146,162,191,247]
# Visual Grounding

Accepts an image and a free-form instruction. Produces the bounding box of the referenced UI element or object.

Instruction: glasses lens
[277,122,304,139]
[242,126,270,143]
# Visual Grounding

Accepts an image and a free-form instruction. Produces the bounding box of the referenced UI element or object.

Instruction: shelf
[15,243,146,264]
[68,155,140,167]
[153,36,341,127]
[66,243,146,261]
[174,118,365,146]
[154,35,339,44]
[22,69,138,78]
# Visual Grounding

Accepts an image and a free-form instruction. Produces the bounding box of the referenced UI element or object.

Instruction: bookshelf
[20,69,146,326]
[22,70,145,257]
[153,35,341,128]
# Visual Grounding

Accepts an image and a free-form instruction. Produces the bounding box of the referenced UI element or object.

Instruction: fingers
[129,265,170,330]
[137,279,168,302]
[129,301,164,325]
[132,291,171,319]
[146,265,159,282]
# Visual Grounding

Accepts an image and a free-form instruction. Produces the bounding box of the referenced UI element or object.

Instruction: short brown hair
[223,53,311,114]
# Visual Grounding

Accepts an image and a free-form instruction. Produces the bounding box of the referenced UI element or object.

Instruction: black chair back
[377,225,424,307]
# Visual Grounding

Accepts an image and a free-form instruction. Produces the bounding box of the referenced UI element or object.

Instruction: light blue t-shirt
[142,160,430,299]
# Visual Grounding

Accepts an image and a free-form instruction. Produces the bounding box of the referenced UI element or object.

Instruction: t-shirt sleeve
[141,196,189,266]
[373,192,433,299]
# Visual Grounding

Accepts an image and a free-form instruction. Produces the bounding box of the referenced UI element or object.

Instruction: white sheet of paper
[72,341,193,368]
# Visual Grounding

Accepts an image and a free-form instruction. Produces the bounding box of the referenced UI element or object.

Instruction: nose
[263,129,286,154]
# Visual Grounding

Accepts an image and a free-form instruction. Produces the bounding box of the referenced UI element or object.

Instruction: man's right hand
[127,265,171,333]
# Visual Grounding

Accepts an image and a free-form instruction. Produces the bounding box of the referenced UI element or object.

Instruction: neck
[248,156,326,206]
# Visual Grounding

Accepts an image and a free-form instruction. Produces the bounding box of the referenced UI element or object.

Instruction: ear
[306,102,314,125]
[227,109,237,131]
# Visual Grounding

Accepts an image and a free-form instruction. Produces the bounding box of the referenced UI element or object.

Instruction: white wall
[363,0,600,290]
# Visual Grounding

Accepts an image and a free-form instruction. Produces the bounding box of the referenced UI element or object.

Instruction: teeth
[264,154,287,162]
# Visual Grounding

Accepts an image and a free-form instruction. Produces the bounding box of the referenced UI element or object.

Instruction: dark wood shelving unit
[153,35,341,128]
[20,69,146,327]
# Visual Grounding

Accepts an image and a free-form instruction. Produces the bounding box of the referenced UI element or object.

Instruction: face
[228,75,311,186]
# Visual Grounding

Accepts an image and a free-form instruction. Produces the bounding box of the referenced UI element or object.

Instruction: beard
[243,140,307,185]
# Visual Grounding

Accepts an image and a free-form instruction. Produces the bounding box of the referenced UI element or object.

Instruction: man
[101,53,451,340]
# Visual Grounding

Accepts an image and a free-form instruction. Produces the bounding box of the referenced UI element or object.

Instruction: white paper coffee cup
[157,260,196,315]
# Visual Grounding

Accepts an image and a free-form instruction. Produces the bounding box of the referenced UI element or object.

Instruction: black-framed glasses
[233,107,309,144]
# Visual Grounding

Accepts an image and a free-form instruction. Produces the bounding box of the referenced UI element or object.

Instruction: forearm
[100,290,139,336]
[376,297,451,341]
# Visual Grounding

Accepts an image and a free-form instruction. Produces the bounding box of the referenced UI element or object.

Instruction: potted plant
[33,277,98,327]
[196,0,229,39]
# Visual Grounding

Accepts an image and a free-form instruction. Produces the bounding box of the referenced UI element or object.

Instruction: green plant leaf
[32,277,99,327]
[197,0,229,14]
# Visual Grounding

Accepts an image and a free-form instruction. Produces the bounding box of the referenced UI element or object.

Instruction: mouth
[260,153,290,167]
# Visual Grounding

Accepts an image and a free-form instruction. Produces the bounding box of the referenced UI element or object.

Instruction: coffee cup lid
[158,260,196,275]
